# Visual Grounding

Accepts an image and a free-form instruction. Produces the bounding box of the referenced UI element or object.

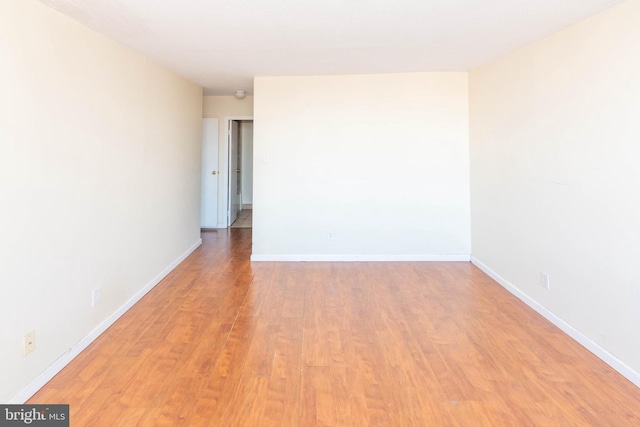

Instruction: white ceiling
[39,0,623,96]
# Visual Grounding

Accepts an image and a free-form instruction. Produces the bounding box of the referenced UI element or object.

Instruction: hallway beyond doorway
[230,209,252,228]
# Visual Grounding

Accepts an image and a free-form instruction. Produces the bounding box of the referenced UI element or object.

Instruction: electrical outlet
[327,231,334,240]
[23,331,35,356]
[540,272,550,290]
[92,287,101,306]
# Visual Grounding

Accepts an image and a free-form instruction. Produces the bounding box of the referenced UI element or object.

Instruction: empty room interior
[2,0,640,425]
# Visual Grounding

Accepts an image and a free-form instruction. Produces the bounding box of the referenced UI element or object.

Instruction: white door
[200,118,219,228]
[228,120,241,226]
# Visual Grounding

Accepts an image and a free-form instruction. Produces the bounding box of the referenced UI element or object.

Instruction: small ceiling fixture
[234,90,246,99]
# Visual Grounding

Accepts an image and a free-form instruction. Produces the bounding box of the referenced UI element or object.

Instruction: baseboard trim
[251,254,471,262]
[202,224,228,230]
[9,238,203,404]
[471,256,640,388]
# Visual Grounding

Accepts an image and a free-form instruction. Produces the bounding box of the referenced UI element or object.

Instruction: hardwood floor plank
[264,318,303,426]
[27,229,640,426]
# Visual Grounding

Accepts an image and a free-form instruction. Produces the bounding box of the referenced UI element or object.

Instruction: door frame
[223,116,253,227]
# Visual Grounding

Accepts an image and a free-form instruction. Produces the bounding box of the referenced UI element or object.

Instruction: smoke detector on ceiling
[234,90,246,99]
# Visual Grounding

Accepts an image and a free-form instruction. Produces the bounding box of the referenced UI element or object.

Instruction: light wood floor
[29,229,640,426]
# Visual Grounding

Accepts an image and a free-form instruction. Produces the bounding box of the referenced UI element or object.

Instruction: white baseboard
[9,238,203,404]
[201,222,229,229]
[251,254,471,262]
[471,256,640,388]
[200,225,227,230]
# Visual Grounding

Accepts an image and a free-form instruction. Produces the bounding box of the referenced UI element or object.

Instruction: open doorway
[228,119,253,228]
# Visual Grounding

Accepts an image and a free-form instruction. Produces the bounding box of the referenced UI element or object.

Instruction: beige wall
[253,73,471,260]
[0,0,203,401]
[203,96,254,225]
[203,96,254,118]
[469,0,640,381]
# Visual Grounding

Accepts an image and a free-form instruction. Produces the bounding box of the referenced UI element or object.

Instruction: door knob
[234,169,241,172]
[211,171,217,175]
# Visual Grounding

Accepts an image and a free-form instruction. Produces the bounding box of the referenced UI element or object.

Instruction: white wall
[253,73,471,260]
[0,0,202,402]
[240,121,254,206]
[203,96,253,225]
[469,0,640,379]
